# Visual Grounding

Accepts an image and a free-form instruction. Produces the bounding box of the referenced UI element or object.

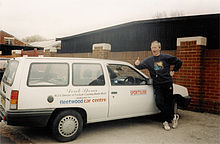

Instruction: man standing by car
[134,41,182,131]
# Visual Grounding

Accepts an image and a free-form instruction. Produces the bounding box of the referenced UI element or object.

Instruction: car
[0,57,190,142]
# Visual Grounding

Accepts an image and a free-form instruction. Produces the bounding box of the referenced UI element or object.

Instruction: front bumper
[0,105,54,127]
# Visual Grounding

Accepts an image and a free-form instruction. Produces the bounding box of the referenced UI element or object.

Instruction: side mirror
[146,78,153,85]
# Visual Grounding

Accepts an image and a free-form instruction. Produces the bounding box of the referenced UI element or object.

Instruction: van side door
[72,63,108,122]
[107,64,158,118]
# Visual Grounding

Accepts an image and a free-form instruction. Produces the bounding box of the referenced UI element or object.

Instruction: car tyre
[51,110,83,142]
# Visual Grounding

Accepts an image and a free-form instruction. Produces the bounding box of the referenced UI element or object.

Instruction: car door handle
[111,92,117,94]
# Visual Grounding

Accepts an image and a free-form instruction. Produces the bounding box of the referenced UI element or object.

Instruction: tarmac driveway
[0,110,220,144]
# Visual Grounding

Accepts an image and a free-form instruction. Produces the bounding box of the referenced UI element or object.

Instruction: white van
[0,57,190,142]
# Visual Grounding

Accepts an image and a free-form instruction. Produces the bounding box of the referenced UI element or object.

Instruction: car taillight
[10,90,19,110]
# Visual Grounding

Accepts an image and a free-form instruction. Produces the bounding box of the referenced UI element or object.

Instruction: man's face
[151,43,161,56]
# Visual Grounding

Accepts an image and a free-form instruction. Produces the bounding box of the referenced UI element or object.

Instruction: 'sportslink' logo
[130,90,146,96]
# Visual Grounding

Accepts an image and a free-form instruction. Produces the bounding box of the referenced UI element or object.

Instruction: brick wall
[202,49,220,113]
[175,39,205,112]
[21,48,44,56]
[49,38,220,114]
[175,37,220,114]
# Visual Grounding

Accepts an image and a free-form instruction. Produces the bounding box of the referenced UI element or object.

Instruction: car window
[2,60,19,86]
[0,58,9,70]
[73,63,105,86]
[107,64,146,86]
[27,63,69,86]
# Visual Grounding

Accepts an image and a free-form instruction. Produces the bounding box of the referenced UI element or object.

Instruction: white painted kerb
[92,43,111,51]
[177,36,207,46]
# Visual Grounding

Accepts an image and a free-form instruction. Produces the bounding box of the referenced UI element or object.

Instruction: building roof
[30,39,60,47]
[0,30,28,46]
[0,30,14,37]
[30,39,61,51]
[56,13,220,41]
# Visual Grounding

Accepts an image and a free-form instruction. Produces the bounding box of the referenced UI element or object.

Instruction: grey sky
[0,0,219,40]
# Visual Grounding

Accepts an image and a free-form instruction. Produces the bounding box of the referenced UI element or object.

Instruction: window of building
[4,37,14,45]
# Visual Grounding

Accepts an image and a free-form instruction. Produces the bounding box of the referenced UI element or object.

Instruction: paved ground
[0,135,15,144]
[0,110,220,144]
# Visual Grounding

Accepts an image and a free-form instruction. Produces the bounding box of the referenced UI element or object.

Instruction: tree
[155,11,167,18]
[154,10,184,18]
[22,35,47,43]
[170,10,184,17]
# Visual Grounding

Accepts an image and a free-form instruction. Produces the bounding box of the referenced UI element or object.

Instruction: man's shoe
[163,121,171,131]
[172,114,180,129]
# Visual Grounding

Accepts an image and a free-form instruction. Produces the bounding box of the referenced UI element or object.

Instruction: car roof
[13,57,132,66]
[0,58,11,60]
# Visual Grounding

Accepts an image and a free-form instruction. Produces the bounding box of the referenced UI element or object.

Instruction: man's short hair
[151,41,161,48]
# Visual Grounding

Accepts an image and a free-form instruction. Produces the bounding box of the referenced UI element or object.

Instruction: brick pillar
[175,36,207,111]
[92,43,111,59]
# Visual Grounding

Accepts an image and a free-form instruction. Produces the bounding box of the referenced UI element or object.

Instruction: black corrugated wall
[58,14,219,53]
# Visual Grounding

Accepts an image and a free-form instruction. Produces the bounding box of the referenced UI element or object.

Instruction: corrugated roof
[30,39,61,52]
[30,39,60,47]
[56,13,219,41]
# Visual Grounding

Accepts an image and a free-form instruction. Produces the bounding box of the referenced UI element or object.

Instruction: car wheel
[52,110,83,142]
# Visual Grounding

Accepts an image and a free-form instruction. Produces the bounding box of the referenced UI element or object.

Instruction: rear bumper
[0,106,54,127]
[174,94,191,110]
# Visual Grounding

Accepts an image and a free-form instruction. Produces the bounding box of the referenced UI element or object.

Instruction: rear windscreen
[3,60,19,86]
